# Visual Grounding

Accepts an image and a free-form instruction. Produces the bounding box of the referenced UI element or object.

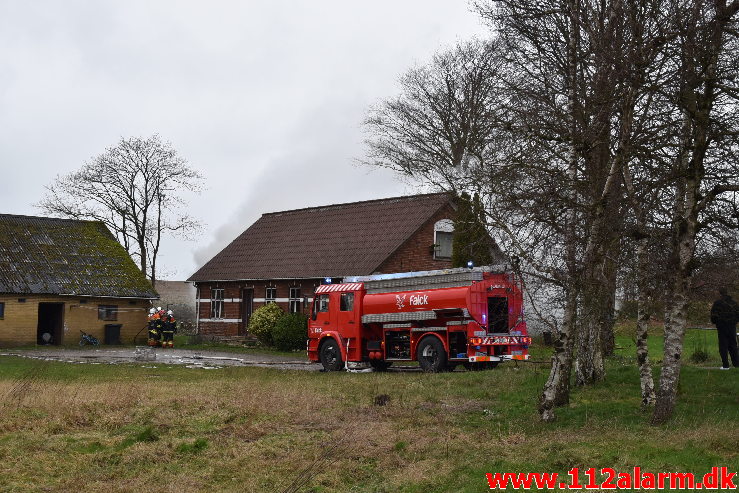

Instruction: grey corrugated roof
[188,193,453,281]
[0,214,158,298]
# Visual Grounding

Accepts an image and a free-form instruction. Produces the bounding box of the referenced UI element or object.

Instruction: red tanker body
[307,266,530,372]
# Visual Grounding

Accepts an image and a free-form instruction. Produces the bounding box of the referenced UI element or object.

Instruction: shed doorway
[37,303,64,345]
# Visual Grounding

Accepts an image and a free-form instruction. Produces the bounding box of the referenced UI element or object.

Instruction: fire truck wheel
[319,338,344,372]
[416,337,447,373]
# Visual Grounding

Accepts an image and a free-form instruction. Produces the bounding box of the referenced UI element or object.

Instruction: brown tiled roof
[188,193,453,281]
[0,214,158,298]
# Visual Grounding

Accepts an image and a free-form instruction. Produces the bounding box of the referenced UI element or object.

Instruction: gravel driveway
[0,346,322,371]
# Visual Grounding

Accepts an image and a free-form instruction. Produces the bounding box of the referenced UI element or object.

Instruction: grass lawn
[0,329,736,492]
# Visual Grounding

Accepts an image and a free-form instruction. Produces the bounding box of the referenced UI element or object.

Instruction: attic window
[18,298,26,303]
[433,219,454,259]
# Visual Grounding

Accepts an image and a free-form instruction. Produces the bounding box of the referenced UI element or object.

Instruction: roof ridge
[261,192,451,217]
[0,213,101,224]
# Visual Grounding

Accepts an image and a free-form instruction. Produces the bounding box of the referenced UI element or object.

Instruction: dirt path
[0,347,322,371]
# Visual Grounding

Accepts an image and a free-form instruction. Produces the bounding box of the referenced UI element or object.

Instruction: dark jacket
[711,295,738,327]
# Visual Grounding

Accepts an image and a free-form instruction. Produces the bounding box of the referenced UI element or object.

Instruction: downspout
[195,284,200,335]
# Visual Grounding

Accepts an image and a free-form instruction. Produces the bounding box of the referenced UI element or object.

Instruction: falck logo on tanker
[396,293,429,310]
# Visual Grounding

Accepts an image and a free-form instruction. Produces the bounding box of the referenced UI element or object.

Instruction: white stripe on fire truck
[314,283,363,293]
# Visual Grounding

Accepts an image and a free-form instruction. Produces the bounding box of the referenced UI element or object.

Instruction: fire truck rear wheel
[319,338,344,372]
[416,337,447,373]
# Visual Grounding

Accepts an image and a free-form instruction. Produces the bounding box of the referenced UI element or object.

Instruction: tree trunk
[539,0,580,421]
[635,237,655,409]
[600,241,619,356]
[539,286,578,421]
[651,224,694,424]
[576,275,605,386]
[652,115,700,424]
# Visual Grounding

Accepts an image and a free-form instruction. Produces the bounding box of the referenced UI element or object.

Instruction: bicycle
[79,330,100,346]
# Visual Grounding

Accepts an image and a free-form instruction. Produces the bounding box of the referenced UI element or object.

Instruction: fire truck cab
[307,266,530,372]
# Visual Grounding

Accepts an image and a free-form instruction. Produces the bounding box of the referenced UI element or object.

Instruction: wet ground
[0,346,323,371]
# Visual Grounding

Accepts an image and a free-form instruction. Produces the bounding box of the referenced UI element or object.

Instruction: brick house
[188,193,503,337]
[0,215,158,346]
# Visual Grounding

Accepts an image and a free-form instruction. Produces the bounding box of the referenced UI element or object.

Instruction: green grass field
[0,329,736,492]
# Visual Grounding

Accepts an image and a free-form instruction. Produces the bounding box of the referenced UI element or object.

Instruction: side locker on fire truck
[307,266,531,372]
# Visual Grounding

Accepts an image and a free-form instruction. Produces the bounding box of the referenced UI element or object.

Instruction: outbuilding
[0,214,158,346]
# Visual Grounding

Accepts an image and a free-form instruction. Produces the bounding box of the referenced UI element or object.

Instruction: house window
[98,305,118,321]
[0,302,4,319]
[340,292,354,312]
[289,287,302,313]
[211,288,225,319]
[434,219,454,259]
[265,287,277,304]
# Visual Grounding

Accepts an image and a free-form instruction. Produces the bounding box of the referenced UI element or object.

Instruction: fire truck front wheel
[319,338,344,372]
[416,337,447,373]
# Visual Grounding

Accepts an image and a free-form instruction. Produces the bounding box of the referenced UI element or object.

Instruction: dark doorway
[487,297,509,333]
[241,289,254,336]
[37,303,64,345]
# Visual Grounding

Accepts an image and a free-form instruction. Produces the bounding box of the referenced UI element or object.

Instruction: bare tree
[651,0,739,424]
[38,134,202,286]
[364,38,504,187]
[363,0,738,425]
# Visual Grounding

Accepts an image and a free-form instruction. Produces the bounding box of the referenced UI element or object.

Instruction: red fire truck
[307,266,531,372]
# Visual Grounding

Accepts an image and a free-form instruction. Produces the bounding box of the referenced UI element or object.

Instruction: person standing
[147,308,161,347]
[710,287,739,370]
[162,310,177,348]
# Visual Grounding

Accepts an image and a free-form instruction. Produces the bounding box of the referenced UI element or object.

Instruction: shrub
[272,313,308,351]
[248,303,284,346]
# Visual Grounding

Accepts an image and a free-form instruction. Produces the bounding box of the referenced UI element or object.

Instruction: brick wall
[375,204,455,273]
[195,279,322,337]
[0,295,150,347]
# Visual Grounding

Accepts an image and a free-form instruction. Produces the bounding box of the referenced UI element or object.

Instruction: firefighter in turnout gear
[147,308,161,347]
[161,310,177,348]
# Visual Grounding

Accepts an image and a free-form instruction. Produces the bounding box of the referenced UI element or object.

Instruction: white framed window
[211,288,225,319]
[289,287,302,313]
[434,219,454,259]
[265,287,277,303]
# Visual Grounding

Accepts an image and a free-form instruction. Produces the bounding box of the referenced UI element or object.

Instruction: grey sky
[0,1,486,279]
